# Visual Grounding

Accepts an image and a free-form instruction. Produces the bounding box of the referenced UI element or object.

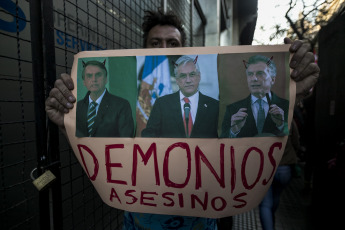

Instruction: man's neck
[252,92,268,99]
[181,91,199,98]
[90,89,106,101]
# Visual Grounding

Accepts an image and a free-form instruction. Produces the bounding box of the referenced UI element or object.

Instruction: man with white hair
[141,55,219,138]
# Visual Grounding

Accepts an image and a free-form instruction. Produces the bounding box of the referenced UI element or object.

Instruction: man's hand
[230,108,248,133]
[269,104,284,127]
[45,73,75,132]
[284,38,320,102]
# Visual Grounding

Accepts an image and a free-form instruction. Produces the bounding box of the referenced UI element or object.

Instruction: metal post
[162,0,167,13]
[29,0,50,228]
[190,0,194,46]
[42,0,63,229]
[194,0,207,46]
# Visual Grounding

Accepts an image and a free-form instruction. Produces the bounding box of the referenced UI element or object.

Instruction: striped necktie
[87,101,98,136]
[257,98,265,134]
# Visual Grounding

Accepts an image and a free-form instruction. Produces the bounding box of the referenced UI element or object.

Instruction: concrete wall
[199,0,221,46]
[198,0,257,46]
[220,0,234,46]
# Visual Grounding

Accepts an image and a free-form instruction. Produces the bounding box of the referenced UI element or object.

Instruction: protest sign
[64,45,295,218]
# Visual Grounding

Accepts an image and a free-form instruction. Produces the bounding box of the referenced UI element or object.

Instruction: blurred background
[1,0,344,229]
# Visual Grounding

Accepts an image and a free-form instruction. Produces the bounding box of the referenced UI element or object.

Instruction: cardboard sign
[65,45,295,218]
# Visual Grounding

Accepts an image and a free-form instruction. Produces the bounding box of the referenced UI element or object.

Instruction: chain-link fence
[0,0,206,229]
[0,0,39,229]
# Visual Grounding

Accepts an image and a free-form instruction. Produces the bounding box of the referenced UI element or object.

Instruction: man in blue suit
[141,55,219,138]
[221,55,288,138]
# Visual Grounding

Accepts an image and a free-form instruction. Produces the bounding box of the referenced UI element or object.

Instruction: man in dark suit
[76,60,134,137]
[141,55,219,138]
[221,55,289,138]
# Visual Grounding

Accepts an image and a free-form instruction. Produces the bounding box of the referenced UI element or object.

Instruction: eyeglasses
[176,71,199,80]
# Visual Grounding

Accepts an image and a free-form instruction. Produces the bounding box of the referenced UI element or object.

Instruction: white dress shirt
[88,89,106,115]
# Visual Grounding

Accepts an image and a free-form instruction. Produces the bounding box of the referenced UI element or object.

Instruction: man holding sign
[221,55,289,138]
[141,55,219,138]
[45,9,319,230]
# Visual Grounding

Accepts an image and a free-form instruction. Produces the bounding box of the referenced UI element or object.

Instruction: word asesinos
[77,141,282,211]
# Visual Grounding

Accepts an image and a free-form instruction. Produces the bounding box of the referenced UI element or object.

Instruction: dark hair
[81,60,107,80]
[142,9,186,47]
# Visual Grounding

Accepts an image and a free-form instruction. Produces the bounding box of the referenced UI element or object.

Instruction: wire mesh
[1,0,205,229]
[54,1,205,229]
[0,0,40,229]
[166,0,192,47]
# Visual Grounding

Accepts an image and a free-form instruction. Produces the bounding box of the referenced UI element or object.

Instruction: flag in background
[136,55,172,136]
[142,55,172,105]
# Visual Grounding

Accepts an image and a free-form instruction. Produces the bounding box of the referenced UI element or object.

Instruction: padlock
[31,168,56,191]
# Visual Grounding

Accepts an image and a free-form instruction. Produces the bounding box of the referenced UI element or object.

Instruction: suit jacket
[76,90,134,137]
[220,92,289,138]
[141,91,219,138]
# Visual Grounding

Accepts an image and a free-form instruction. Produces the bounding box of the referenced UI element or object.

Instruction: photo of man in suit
[76,60,134,137]
[221,55,289,138]
[141,55,219,138]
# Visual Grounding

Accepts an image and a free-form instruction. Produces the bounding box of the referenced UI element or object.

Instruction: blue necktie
[257,99,265,134]
[87,101,98,136]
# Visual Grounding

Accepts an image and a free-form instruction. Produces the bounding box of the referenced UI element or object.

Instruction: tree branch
[286,0,304,40]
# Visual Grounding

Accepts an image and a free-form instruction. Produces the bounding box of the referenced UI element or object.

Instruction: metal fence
[0,0,206,229]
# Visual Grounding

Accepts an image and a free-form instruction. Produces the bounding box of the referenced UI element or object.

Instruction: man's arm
[268,104,284,127]
[229,108,248,136]
[267,94,289,136]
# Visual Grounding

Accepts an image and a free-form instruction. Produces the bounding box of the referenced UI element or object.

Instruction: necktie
[183,97,193,137]
[257,99,265,134]
[87,101,98,136]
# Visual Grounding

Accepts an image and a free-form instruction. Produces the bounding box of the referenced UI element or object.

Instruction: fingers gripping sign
[284,38,320,102]
[45,73,76,131]
[56,73,76,107]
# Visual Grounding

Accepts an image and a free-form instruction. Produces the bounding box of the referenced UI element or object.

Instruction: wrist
[231,125,239,134]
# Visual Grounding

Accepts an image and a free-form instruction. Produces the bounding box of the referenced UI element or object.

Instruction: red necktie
[183,97,193,137]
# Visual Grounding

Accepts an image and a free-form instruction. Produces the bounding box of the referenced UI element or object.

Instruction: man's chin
[251,90,267,98]
[250,89,261,94]
[250,86,262,91]
[182,90,197,97]
[89,89,101,94]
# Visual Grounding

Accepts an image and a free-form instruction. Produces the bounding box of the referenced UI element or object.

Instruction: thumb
[284,37,292,44]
